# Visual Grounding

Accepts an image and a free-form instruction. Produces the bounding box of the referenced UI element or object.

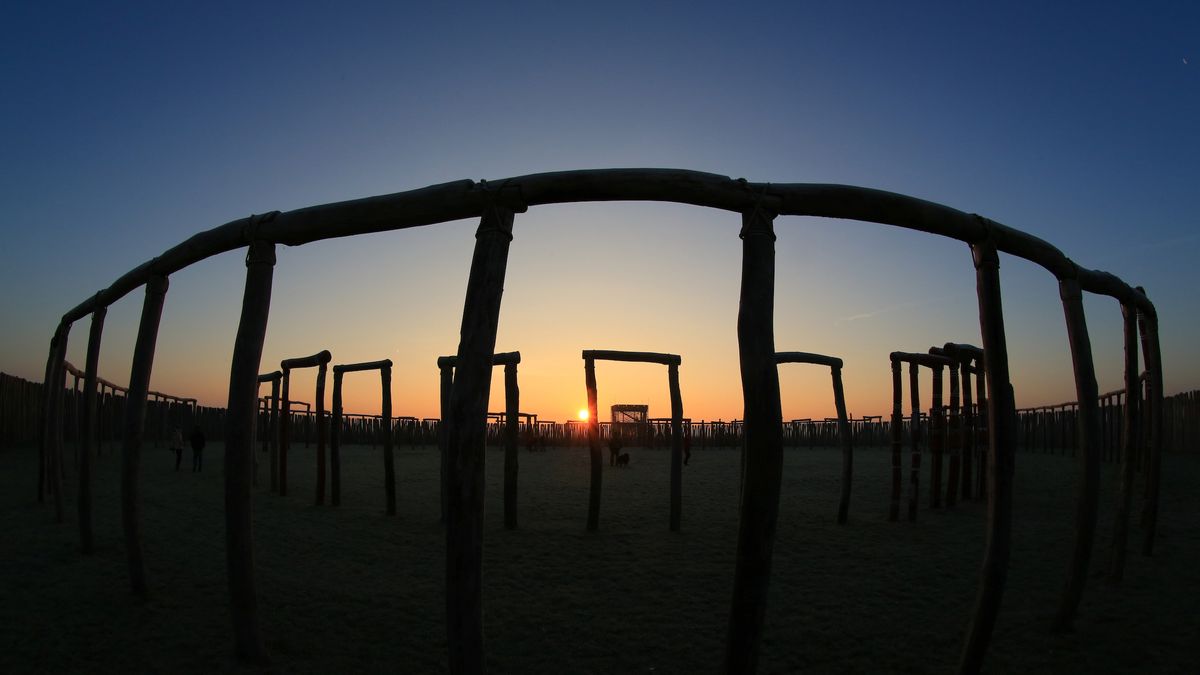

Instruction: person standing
[190,426,206,472]
[169,427,184,471]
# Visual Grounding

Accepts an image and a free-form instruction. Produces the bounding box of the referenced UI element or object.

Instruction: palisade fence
[8,371,1197,454]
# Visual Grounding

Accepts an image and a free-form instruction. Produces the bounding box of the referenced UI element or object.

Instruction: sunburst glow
[577,408,589,421]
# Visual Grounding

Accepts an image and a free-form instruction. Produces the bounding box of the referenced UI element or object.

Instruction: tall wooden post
[38,332,60,503]
[889,357,903,522]
[585,358,601,531]
[123,274,168,597]
[223,240,274,663]
[725,207,783,675]
[945,362,961,508]
[1135,293,1163,556]
[79,306,106,552]
[930,364,945,509]
[382,365,396,516]
[668,361,684,532]
[1052,275,1103,632]
[957,239,1017,675]
[961,363,975,500]
[831,365,853,524]
[331,371,344,506]
[446,205,515,675]
[907,362,922,522]
[279,370,290,497]
[975,357,988,499]
[439,362,453,523]
[314,363,328,506]
[269,378,280,493]
[503,361,519,529]
[1109,303,1140,582]
[48,325,70,523]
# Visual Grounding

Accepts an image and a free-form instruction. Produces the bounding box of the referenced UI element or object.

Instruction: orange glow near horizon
[577,408,589,421]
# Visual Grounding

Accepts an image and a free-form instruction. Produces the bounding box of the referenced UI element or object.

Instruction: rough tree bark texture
[1052,275,1103,633]
[585,358,601,531]
[122,274,168,597]
[725,207,783,675]
[832,366,853,524]
[223,240,275,663]
[889,357,903,522]
[668,362,684,532]
[504,362,519,529]
[1108,303,1139,582]
[957,239,1017,675]
[445,205,514,675]
[79,307,106,552]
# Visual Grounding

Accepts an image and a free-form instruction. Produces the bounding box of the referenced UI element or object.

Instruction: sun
[577,408,589,421]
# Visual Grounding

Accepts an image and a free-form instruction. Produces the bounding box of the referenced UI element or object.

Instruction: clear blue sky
[2,1,1197,421]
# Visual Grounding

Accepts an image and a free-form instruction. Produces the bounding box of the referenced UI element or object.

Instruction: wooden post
[314,363,327,506]
[439,362,452,523]
[269,378,280,493]
[279,370,290,497]
[889,356,903,522]
[445,205,515,675]
[38,332,59,504]
[331,371,343,507]
[832,365,853,524]
[956,239,1017,675]
[961,362,974,500]
[976,357,988,499]
[930,364,945,509]
[79,307,106,552]
[1052,275,1103,633]
[122,274,168,597]
[1109,303,1140,582]
[382,365,395,516]
[504,361,519,529]
[585,358,601,531]
[1135,294,1163,556]
[907,362,921,522]
[668,361,684,532]
[48,325,70,523]
[945,361,961,508]
[223,240,274,663]
[725,207,783,674]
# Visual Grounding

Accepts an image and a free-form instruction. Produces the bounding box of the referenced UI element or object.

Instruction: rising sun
[577,408,589,421]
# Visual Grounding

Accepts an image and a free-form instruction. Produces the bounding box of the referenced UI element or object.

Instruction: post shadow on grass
[580,349,685,532]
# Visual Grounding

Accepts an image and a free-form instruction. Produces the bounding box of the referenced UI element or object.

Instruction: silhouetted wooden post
[1109,303,1140,582]
[439,360,452,523]
[831,365,852,524]
[314,363,327,505]
[1051,275,1103,632]
[48,325,70,522]
[889,356,903,522]
[668,361,683,532]
[726,207,783,675]
[957,239,1017,675]
[503,360,519,529]
[961,362,975,500]
[256,372,281,493]
[79,306,106,552]
[223,240,274,663]
[930,364,945,509]
[279,371,290,497]
[331,370,344,507]
[907,362,921,522]
[1135,291,1163,556]
[123,274,168,597]
[445,204,516,675]
[382,364,395,516]
[975,357,988,499]
[38,332,60,504]
[944,357,961,508]
[585,357,601,531]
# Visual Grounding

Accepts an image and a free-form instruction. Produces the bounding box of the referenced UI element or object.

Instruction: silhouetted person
[608,435,622,466]
[190,426,205,472]
[169,427,184,471]
[683,432,692,466]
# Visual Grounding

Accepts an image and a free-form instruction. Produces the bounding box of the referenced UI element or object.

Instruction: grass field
[2,441,1197,673]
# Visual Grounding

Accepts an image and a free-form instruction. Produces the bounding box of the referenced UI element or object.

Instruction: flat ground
[2,441,1197,673]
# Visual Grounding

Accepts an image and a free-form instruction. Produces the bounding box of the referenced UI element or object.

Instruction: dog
[615,452,630,467]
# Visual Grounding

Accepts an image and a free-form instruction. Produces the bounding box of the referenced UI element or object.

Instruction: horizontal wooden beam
[256,371,282,383]
[333,359,393,374]
[437,351,521,369]
[775,351,842,369]
[582,349,681,366]
[281,351,331,370]
[890,351,955,369]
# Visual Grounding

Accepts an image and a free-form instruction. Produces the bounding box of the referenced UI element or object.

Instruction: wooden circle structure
[256,371,282,493]
[774,351,854,524]
[330,359,395,514]
[40,169,1165,673]
[279,350,332,504]
[888,351,956,522]
[437,351,521,530]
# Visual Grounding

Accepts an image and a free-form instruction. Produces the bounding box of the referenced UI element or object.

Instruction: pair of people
[169,427,206,472]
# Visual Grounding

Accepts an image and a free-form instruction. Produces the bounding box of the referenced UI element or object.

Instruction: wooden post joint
[241,211,281,245]
[245,240,276,267]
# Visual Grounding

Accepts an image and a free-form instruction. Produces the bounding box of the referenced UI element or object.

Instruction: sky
[1,1,1197,424]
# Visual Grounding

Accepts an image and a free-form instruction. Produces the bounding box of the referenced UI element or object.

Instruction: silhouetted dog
[616,452,630,467]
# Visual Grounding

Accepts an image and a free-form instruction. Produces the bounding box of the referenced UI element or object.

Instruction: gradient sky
[2,1,1197,424]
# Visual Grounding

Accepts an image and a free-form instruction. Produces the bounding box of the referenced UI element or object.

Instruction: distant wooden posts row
[437,351,521,529]
[887,351,955,522]
[774,351,853,524]
[256,372,281,492]
[581,349,684,532]
[330,359,395,514]
[279,350,331,502]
